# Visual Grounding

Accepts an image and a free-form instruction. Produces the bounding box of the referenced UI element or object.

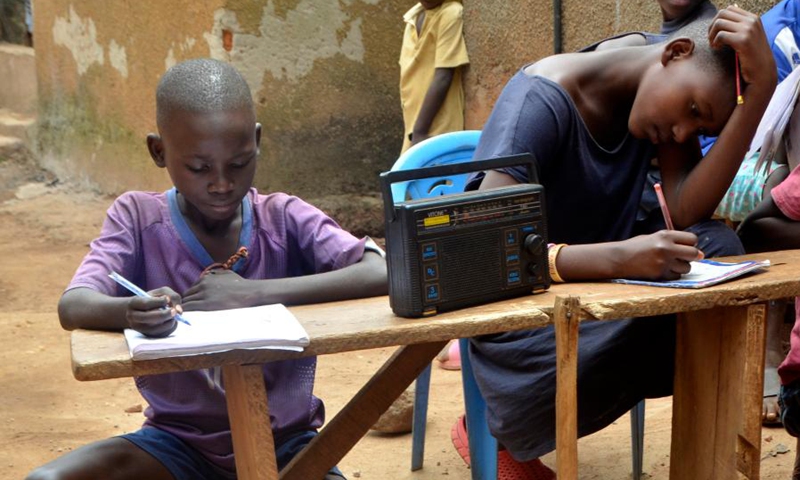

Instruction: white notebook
[611,259,770,289]
[124,304,309,360]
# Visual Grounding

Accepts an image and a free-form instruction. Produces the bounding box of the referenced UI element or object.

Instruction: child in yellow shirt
[399,1,469,152]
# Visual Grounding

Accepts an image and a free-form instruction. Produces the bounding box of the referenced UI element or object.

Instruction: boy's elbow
[57,294,79,331]
[58,288,94,331]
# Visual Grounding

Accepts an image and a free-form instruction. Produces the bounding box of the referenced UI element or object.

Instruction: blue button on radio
[424,264,438,280]
[422,243,437,261]
[505,229,518,246]
[426,284,440,301]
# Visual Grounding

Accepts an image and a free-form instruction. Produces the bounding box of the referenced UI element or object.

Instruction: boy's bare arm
[58,286,181,337]
[658,6,777,229]
[181,250,388,311]
[411,67,456,146]
[58,288,130,331]
[738,195,800,252]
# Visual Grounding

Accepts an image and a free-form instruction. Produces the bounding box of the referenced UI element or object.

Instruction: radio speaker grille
[439,230,502,300]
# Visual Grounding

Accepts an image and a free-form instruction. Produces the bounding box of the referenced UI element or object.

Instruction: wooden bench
[71,250,800,479]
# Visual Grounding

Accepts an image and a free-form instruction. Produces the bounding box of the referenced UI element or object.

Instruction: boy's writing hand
[618,230,703,281]
[126,287,182,338]
[708,6,776,97]
[182,269,255,311]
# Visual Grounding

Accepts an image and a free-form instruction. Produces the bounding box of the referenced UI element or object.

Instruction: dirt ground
[1,157,799,480]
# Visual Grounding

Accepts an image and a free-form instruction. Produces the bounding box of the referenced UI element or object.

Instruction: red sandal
[498,450,556,480]
[451,415,557,479]
[451,414,471,465]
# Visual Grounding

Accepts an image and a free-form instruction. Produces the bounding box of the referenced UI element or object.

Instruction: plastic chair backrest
[390,130,482,201]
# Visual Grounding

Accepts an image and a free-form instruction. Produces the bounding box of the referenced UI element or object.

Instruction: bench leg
[223,364,278,480]
[670,304,766,480]
[555,296,580,480]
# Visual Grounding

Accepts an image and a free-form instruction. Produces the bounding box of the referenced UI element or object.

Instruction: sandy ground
[1,158,799,479]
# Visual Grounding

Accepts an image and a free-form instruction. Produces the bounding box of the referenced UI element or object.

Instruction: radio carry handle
[380,153,539,222]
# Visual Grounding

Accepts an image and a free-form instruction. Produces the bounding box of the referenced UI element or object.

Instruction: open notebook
[124,304,310,361]
[611,259,771,289]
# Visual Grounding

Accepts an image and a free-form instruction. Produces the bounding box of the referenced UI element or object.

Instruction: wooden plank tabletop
[71,250,800,382]
[71,293,552,381]
[539,251,800,320]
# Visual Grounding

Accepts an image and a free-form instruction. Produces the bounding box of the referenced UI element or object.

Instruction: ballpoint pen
[109,271,191,326]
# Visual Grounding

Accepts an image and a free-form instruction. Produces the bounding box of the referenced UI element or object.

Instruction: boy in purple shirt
[27,58,387,480]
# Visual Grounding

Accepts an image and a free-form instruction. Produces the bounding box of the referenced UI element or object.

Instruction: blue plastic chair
[388,130,498,479]
[389,130,645,480]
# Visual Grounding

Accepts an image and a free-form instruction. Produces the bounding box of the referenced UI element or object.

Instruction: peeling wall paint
[108,39,128,77]
[51,5,129,79]
[165,37,197,71]
[52,5,104,75]
[35,0,405,214]
[204,1,366,88]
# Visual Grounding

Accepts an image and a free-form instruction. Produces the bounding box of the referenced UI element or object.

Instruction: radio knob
[524,234,545,255]
[527,263,539,275]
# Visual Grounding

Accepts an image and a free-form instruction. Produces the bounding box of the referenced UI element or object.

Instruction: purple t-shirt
[67,187,366,474]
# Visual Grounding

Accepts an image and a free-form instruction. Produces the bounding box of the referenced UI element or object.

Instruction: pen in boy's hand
[108,271,191,326]
[653,183,675,230]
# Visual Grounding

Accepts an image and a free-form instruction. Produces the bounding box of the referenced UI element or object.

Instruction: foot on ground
[765,367,783,426]
[436,340,461,371]
[498,451,556,480]
[451,415,556,479]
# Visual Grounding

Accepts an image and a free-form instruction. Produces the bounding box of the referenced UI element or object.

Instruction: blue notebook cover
[611,259,770,289]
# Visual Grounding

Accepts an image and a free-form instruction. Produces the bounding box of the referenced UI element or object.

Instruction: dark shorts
[121,427,345,480]
[469,315,676,461]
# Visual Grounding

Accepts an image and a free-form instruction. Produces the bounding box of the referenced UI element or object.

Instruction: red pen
[733,4,744,105]
[654,183,675,230]
[736,52,744,105]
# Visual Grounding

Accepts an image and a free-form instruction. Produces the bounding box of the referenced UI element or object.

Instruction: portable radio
[380,154,550,318]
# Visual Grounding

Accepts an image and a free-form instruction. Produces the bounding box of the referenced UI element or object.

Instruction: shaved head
[670,18,736,83]
[156,58,254,128]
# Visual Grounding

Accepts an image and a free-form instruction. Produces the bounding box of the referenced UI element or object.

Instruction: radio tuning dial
[524,234,545,255]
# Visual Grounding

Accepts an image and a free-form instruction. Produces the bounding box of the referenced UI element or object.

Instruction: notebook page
[124,303,309,360]
[611,259,770,289]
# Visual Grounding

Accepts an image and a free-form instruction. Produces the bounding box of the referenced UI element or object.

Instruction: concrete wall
[31,0,782,234]
[464,0,778,129]
[0,43,36,114]
[33,0,405,210]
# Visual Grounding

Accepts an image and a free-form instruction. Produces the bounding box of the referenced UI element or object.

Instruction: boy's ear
[146,133,166,168]
[255,122,262,152]
[661,37,695,66]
